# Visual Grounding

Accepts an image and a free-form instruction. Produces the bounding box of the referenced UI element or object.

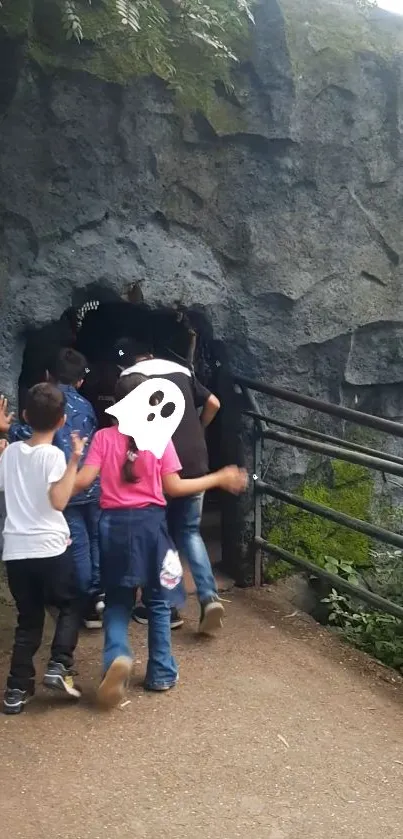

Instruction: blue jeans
[64,503,101,597]
[167,493,217,604]
[103,587,178,688]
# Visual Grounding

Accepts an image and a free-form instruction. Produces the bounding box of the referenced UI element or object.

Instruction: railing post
[253,420,263,587]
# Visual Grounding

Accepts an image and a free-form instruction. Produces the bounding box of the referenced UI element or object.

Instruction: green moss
[263,458,374,583]
[198,92,246,135]
[28,36,148,84]
[0,0,33,35]
[279,0,403,82]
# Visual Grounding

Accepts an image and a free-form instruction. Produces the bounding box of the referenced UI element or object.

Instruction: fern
[62,0,84,42]
[115,0,140,32]
[0,0,255,108]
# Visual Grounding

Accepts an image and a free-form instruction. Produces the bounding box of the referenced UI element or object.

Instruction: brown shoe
[199,598,225,634]
[97,656,132,709]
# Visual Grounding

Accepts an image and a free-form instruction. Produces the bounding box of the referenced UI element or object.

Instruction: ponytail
[122,437,139,483]
[114,370,151,484]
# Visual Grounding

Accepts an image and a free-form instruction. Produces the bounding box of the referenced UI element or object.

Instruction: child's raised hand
[70,431,88,462]
[0,439,8,455]
[217,466,248,495]
[0,396,14,433]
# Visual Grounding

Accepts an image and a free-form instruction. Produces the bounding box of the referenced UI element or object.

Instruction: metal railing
[236,375,403,620]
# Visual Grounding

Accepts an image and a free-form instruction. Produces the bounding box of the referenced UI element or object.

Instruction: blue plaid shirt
[9,384,100,506]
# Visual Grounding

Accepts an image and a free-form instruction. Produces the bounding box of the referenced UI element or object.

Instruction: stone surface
[2,0,403,480]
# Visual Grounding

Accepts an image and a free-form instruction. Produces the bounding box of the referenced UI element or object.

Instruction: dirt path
[1,587,403,839]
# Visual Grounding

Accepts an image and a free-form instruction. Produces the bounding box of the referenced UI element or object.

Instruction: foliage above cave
[0,0,254,108]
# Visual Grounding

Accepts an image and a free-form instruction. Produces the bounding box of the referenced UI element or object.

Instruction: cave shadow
[17,286,247,581]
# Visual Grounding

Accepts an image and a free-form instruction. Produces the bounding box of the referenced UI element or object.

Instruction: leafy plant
[323,588,403,670]
[323,555,359,585]
[0,0,254,109]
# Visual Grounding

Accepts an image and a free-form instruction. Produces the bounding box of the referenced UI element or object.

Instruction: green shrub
[263,459,373,582]
[324,588,403,671]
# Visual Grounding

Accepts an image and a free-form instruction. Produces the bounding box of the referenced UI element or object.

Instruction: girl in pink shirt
[73,372,247,708]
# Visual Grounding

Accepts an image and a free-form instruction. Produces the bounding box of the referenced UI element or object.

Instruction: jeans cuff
[144,675,178,691]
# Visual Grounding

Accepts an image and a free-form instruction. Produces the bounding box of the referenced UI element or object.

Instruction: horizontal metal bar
[244,410,403,467]
[235,375,403,439]
[256,479,403,549]
[262,426,403,477]
[256,538,403,620]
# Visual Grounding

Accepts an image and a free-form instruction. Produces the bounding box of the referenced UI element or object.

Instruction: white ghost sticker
[105,377,185,458]
[160,548,183,590]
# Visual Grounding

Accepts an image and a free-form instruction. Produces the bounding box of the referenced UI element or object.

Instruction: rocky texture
[2,0,403,477]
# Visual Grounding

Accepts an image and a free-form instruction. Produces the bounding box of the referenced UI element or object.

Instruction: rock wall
[2,0,403,477]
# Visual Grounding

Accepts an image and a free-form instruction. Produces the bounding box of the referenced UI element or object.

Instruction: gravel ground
[1,586,403,839]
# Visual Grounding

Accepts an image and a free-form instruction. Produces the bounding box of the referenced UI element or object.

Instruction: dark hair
[113,337,152,369]
[49,347,88,385]
[115,372,148,484]
[25,383,66,432]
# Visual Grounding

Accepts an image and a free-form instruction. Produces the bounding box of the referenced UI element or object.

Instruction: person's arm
[49,432,88,511]
[163,465,247,498]
[192,376,220,429]
[200,394,220,429]
[73,465,100,495]
[0,396,14,434]
[0,440,8,491]
[71,430,102,496]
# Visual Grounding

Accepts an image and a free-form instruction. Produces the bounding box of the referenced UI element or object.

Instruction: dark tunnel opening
[17,288,247,581]
[18,293,232,516]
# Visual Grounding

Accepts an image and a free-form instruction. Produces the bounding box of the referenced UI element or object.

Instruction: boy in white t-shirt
[0,383,87,715]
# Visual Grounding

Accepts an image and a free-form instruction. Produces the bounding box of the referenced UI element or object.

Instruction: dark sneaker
[132,605,184,630]
[3,687,32,715]
[199,598,225,634]
[43,662,81,699]
[83,610,103,630]
[95,595,105,616]
[97,656,133,709]
[132,605,148,625]
[170,608,184,630]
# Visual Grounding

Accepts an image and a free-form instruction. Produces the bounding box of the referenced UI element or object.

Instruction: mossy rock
[263,458,374,582]
[0,0,32,36]
[279,0,403,82]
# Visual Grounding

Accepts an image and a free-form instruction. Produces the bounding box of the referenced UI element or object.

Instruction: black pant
[6,551,80,692]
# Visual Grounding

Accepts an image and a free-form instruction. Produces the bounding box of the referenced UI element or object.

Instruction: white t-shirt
[0,442,70,561]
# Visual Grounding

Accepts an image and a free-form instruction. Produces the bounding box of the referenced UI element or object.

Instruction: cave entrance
[17,292,245,581]
[73,299,225,512]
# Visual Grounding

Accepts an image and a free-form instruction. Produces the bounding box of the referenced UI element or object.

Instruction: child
[0,383,86,715]
[72,372,247,709]
[10,348,103,629]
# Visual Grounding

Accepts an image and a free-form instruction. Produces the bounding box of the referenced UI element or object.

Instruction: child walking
[0,383,86,715]
[73,372,247,708]
[10,348,103,629]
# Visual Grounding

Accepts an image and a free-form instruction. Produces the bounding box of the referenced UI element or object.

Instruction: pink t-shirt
[85,425,182,509]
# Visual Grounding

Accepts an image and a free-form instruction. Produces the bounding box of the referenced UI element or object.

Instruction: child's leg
[98,587,133,708]
[5,560,45,708]
[64,504,91,599]
[84,502,102,598]
[143,589,178,691]
[42,552,81,698]
[103,587,133,672]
